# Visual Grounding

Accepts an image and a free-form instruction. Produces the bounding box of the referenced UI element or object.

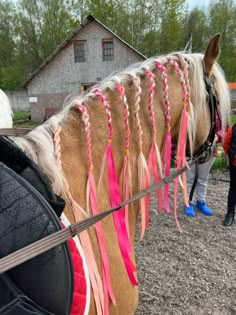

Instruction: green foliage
[1,0,236,89]
[13,111,38,128]
[13,111,30,120]
[212,154,228,170]
[230,115,236,124]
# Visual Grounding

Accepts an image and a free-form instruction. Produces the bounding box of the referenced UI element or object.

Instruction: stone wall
[30,92,68,122]
[5,90,29,111]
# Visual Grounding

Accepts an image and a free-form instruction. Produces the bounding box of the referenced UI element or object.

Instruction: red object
[61,222,88,315]
[67,236,87,315]
[223,124,236,166]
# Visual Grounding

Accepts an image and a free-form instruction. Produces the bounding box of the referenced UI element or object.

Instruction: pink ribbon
[88,172,116,313]
[163,131,172,213]
[106,143,138,285]
[148,142,163,212]
[174,109,189,233]
[119,155,132,242]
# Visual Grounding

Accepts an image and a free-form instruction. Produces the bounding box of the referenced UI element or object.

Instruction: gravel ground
[134,169,236,315]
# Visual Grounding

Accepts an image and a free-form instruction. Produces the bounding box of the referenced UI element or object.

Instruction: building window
[103,39,114,61]
[74,41,86,62]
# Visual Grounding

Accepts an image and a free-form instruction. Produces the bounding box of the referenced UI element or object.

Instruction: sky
[187,0,211,10]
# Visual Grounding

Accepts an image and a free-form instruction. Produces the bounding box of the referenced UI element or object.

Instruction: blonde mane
[12,52,230,203]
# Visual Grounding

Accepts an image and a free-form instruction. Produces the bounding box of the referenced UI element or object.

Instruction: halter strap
[193,73,219,161]
[0,128,31,136]
[188,73,219,202]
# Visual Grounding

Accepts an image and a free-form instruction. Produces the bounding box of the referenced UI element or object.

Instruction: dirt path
[134,170,236,315]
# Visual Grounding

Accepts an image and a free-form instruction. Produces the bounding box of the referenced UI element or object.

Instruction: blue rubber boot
[184,202,195,216]
[196,201,213,216]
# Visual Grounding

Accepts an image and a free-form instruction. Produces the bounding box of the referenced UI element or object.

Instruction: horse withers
[7,34,230,315]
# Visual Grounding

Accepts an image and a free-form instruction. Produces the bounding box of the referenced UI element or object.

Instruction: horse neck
[59,71,186,241]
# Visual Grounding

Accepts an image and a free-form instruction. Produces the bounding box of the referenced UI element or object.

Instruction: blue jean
[186,156,216,203]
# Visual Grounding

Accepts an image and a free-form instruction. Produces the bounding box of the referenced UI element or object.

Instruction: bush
[13,111,31,121]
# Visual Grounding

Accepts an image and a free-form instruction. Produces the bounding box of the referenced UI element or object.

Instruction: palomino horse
[11,34,230,315]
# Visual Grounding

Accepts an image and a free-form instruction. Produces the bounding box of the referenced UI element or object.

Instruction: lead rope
[0,162,191,275]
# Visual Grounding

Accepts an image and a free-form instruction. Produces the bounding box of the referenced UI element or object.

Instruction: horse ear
[203,33,221,76]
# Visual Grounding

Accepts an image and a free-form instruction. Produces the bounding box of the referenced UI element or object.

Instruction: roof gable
[22,15,146,87]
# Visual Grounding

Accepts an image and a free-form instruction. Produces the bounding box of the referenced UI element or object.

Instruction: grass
[13,111,39,129]
[231,115,236,124]
[13,111,31,121]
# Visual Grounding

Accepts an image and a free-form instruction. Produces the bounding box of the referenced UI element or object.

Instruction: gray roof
[22,15,146,88]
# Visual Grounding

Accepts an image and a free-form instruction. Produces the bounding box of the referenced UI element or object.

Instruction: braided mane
[12,52,230,200]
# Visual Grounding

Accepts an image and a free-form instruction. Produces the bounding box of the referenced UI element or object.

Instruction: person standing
[222,123,236,226]
[185,112,222,216]
[184,135,219,216]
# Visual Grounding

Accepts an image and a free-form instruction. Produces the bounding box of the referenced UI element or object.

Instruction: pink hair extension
[145,69,157,139]
[116,82,130,151]
[155,61,172,213]
[92,85,138,286]
[116,81,133,238]
[167,57,188,110]
[94,88,113,140]
[132,76,143,150]
[176,53,192,198]
[155,61,171,131]
[133,76,150,241]
[94,88,131,240]
[177,54,191,108]
[77,104,116,312]
[145,68,163,213]
[167,56,190,233]
[53,125,106,314]
[54,126,87,218]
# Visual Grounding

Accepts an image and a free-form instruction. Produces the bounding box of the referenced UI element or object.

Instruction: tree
[207,0,236,81]
[158,0,187,54]
[184,8,208,53]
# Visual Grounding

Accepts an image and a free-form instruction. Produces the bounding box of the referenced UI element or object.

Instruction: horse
[10,34,230,315]
[0,89,13,128]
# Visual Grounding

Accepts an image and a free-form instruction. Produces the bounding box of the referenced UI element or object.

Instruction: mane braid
[116,80,133,241]
[167,56,190,233]
[77,103,116,313]
[145,67,163,213]
[54,126,87,219]
[133,75,150,240]
[155,60,172,213]
[11,52,231,214]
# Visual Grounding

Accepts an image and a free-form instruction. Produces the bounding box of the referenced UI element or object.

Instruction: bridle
[188,71,221,202]
[193,72,220,161]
